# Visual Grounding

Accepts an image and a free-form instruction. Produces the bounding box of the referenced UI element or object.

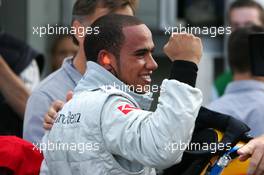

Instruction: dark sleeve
[169,60,198,87]
[195,107,251,148]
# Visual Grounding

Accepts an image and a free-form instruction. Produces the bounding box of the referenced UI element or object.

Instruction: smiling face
[112,24,158,93]
[84,15,158,93]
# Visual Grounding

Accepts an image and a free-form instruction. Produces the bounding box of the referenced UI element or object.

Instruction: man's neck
[233,72,251,81]
[233,72,264,82]
[73,49,87,75]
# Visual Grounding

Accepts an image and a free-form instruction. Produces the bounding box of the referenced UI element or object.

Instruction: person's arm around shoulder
[42,91,73,130]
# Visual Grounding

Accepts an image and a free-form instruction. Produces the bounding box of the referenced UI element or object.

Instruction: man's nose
[146,54,158,71]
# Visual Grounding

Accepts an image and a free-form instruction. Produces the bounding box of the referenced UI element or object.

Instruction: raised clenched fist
[163,33,203,65]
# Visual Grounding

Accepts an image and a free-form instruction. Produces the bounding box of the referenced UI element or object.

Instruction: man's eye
[135,52,146,57]
[136,55,145,59]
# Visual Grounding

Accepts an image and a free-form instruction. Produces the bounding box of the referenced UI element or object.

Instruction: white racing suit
[40,61,202,175]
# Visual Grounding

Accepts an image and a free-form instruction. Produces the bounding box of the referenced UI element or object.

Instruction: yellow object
[201,130,250,175]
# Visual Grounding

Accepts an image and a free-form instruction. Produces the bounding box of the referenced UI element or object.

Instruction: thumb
[237,142,255,161]
[238,154,251,162]
[66,90,73,102]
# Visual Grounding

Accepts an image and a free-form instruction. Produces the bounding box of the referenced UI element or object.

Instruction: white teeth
[141,75,151,82]
[142,75,149,78]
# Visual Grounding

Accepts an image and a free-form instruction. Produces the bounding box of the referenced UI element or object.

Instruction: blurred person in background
[213,0,264,99]
[229,0,264,30]
[208,26,264,137]
[0,32,44,137]
[48,33,78,73]
[23,0,138,144]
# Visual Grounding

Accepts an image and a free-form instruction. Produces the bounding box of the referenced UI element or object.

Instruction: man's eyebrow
[134,47,155,54]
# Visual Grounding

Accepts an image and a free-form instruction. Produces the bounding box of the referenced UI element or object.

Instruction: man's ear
[97,50,117,74]
[72,20,85,45]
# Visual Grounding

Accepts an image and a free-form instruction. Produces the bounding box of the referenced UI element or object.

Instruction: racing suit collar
[74,61,153,110]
